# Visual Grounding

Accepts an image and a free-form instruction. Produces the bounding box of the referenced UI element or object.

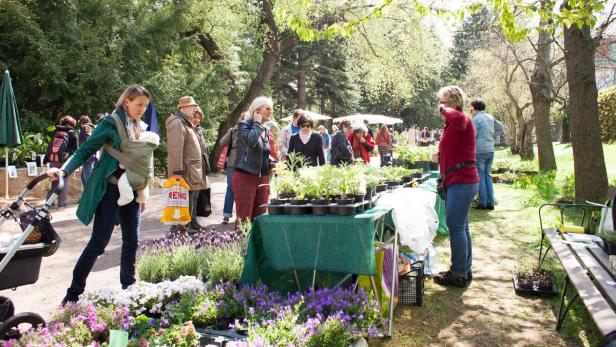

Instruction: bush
[598,85,616,143]
[204,244,244,285]
[137,251,171,283]
[169,246,205,281]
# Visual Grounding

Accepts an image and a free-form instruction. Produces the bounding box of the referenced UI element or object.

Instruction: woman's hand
[141,202,146,213]
[253,110,263,123]
[46,168,65,180]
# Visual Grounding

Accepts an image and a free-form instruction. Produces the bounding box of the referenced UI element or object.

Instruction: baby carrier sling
[102,112,157,191]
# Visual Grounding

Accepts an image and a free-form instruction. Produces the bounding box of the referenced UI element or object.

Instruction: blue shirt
[471,111,505,154]
[291,125,300,135]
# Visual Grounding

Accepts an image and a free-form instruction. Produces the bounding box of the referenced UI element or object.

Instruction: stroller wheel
[0,312,45,341]
[0,297,14,322]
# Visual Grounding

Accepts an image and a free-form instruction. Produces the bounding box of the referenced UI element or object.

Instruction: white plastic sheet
[375,188,439,252]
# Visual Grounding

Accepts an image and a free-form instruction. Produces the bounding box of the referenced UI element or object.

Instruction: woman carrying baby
[47,85,152,304]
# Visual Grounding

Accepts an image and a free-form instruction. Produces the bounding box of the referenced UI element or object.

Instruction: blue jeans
[445,183,479,278]
[223,167,234,218]
[64,184,140,302]
[476,152,494,207]
[80,157,97,187]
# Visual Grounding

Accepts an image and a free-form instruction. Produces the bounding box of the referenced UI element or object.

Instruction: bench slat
[544,228,616,335]
[567,241,616,311]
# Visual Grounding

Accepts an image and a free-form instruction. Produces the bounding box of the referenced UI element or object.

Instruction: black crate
[398,261,424,306]
[0,255,42,290]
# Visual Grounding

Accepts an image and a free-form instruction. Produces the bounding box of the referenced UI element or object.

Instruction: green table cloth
[240,207,392,293]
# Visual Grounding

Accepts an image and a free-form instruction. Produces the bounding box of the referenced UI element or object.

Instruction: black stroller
[0,174,62,341]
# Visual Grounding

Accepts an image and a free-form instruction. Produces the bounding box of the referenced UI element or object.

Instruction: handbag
[196,188,212,217]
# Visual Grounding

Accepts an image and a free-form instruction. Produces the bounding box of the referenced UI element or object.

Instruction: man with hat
[166,96,209,233]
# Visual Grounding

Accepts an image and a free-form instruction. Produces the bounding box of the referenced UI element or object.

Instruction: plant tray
[512,272,558,297]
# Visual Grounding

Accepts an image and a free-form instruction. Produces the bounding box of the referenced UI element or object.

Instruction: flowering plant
[81,276,206,316]
[128,318,200,347]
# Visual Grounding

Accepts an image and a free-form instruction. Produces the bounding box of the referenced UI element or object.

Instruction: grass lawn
[378,142,615,347]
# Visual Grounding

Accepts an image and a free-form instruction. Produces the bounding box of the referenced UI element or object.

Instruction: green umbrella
[0,70,24,199]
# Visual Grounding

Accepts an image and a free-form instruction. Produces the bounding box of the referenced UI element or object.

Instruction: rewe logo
[168,191,187,200]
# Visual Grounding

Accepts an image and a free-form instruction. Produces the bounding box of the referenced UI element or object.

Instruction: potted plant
[599,229,616,255]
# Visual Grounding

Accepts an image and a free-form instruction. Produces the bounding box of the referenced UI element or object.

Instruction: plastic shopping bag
[160,177,191,225]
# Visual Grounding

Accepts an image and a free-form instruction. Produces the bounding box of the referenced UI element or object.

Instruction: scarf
[299,131,312,144]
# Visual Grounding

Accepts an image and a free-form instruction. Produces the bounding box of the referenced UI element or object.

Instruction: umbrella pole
[4,146,8,199]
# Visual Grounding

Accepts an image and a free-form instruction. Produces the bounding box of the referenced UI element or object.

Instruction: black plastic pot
[312,204,329,215]
[350,195,364,203]
[336,198,354,205]
[287,205,309,215]
[376,184,387,193]
[331,205,356,215]
[385,180,398,188]
[270,198,288,205]
[290,198,308,206]
[268,205,285,215]
[364,187,374,200]
[313,199,329,205]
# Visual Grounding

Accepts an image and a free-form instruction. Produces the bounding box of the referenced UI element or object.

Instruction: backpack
[44,131,70,163]
[103,112,158,191]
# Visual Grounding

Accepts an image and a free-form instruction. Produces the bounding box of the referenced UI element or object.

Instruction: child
[117,127,159,206]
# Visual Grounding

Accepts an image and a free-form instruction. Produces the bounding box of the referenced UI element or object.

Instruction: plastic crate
[398,261,424,306]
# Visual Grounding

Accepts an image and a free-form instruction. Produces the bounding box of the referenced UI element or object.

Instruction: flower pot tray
[512,272,558,297]
[197,327,246,345]
[266,199,374,216]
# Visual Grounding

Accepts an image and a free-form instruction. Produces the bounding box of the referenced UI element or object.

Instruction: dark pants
[46,161,70,207]
[64,184,140,302]
[80,157,97,187]
[232,170,269,223]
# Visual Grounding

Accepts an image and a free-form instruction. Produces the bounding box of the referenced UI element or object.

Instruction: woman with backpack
[46,85,152,304]
[44,115,79,208]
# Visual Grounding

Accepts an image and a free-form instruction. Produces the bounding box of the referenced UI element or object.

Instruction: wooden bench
[537,186,616,337]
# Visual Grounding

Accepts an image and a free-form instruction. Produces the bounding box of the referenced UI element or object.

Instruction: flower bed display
[136,226,248,285]
[8,278,384,347]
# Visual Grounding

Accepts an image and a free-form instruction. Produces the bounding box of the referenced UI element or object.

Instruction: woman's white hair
[353,123,368,133]
[248,96,273,119]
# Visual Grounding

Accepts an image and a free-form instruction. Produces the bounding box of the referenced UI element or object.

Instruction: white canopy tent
[280,110,332,122]
[333,114,403,125]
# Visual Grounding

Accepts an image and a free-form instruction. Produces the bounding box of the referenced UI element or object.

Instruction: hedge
[597,85,616,143]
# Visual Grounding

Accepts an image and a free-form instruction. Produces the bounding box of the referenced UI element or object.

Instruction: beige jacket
[165,111,208,191]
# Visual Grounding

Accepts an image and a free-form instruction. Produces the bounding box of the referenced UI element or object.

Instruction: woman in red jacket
[433,86,479,288]
[348,124,375,164]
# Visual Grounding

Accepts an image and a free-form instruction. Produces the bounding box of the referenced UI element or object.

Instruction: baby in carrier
[117,124,159,206]
[103,114,159,206]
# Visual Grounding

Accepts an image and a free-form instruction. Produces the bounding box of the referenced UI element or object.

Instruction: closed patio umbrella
[0,70,24,199]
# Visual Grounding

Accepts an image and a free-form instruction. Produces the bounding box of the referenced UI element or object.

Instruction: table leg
[293,270,301,291]
[387,227,398,337]
[369,276,382,310]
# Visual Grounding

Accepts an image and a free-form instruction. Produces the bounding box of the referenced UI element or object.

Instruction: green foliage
[170,246,204,281]
[203,244,244,285]
[306,316,352,347]
[597,85,616,143]
[137,251,171,283]
[8,131,51,165]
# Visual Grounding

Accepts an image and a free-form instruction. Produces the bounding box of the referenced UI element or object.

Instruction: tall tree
[442,7,493,84]
[529,1,558,171]
[562,0,608,202]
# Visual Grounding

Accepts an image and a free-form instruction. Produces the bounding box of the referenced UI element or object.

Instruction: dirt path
[380,185,587,347]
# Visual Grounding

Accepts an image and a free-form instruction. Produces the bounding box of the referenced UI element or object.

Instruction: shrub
[169,246,205,281]
[204,244,244,285]
[598,85,616,143]
[137,251,171,283]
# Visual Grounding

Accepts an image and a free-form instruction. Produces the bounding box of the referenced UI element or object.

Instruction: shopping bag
[160,177,191,225]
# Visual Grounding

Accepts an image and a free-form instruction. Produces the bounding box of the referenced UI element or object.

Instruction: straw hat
[177,96,199,109]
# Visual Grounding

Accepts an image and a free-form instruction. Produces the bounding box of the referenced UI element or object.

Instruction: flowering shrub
[81,276,206,316]
[137,227,247,284]
[13,302,135,347]
[10,278,383,347]
[128,317,200,347]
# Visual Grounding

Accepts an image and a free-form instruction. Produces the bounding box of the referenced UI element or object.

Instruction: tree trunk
[529,24,557,171]
[208,0,296,168]
[297,47,307,109]
[561,107,571,143]
[517,117,535,160]
[563,3,608,202]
